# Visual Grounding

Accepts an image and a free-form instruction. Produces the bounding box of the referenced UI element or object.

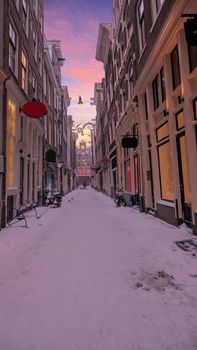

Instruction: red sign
[22,101,47,118]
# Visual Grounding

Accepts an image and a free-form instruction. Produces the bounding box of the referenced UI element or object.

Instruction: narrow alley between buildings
[0,189,197,350]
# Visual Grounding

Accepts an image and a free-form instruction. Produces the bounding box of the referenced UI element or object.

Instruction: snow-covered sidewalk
[0,189,197,350]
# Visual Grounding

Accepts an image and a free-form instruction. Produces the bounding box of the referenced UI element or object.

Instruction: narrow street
[0,189,197,350]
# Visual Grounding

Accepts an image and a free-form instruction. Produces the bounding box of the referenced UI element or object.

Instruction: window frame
[9,22,17,74]
[156,121,169,143]
[137,0,146,52]
[21,49,28,93]
[157,139,174,201]
[152,74,159,111]
[160,66,166,102]
[188,43,197,73]
[171,45,181,91]
[175,109,184,131]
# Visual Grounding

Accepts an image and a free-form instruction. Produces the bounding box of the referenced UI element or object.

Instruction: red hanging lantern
[21,100,47,118]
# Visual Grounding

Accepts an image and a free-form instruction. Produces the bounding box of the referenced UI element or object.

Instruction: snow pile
[0,189,197,350]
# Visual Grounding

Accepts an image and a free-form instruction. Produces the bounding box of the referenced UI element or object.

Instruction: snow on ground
[0,189,197,350]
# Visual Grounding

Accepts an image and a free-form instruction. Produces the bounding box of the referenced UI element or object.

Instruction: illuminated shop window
[7,100,16,187]
[156,122,174,200]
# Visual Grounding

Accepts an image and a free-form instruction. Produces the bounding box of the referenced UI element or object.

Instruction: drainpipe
[1,75,11,229]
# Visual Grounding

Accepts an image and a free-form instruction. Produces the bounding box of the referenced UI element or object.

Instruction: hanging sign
[122,136,138,148]
[22,100,47,118]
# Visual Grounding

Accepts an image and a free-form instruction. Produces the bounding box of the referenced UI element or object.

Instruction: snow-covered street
[0,189,197,350]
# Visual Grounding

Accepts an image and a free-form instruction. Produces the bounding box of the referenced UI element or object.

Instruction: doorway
[177,132,192,226]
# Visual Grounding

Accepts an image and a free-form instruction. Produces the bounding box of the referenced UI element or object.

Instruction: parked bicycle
[114,189,127,207]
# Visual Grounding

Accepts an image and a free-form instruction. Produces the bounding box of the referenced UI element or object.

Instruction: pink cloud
[44,2,106,115]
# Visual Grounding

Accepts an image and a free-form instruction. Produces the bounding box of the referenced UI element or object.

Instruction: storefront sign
[122,136,138,148]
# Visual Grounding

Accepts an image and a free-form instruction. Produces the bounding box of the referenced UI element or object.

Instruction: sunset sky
[44,0,113,124]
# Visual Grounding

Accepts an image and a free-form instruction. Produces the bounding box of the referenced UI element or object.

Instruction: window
[171,45,181,90]
[160,67,166,102]
[137,0,146,52]
[156,0,165,12]
[21,50,27,92]
[144,91,148,119]
[152,74,159,110]
[124,159,131,192]
[158,141,174,200]
[32,28,37,60]
[9,23,17,73]
[22,0,28,34]
[38,46,42,76]
[38,5,43,32]
[7,100,16,187]
[176,110,184,131]
[151,0,165,22]
[156,122,169,142]
[188,44,197,73]
[32,71,37,97]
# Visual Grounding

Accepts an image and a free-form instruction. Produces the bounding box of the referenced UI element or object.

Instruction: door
[177,132,192,226]
[134,154,140,205]
[19,157,24,205]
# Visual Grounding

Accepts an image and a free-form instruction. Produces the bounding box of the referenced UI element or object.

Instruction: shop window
[124,159,131,192]
[171,45,181,90]
[7,100,16,187]
[158,141,174,200]
[176,110,184,131]
[156,122,169,142]
[188,44,197,73]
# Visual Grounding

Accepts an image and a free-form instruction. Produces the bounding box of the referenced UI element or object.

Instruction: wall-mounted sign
[22,100,47,118]
[122,136,138,148]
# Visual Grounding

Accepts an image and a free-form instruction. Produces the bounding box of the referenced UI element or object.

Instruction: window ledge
[157,199,175,207]
[187,66,197,81]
